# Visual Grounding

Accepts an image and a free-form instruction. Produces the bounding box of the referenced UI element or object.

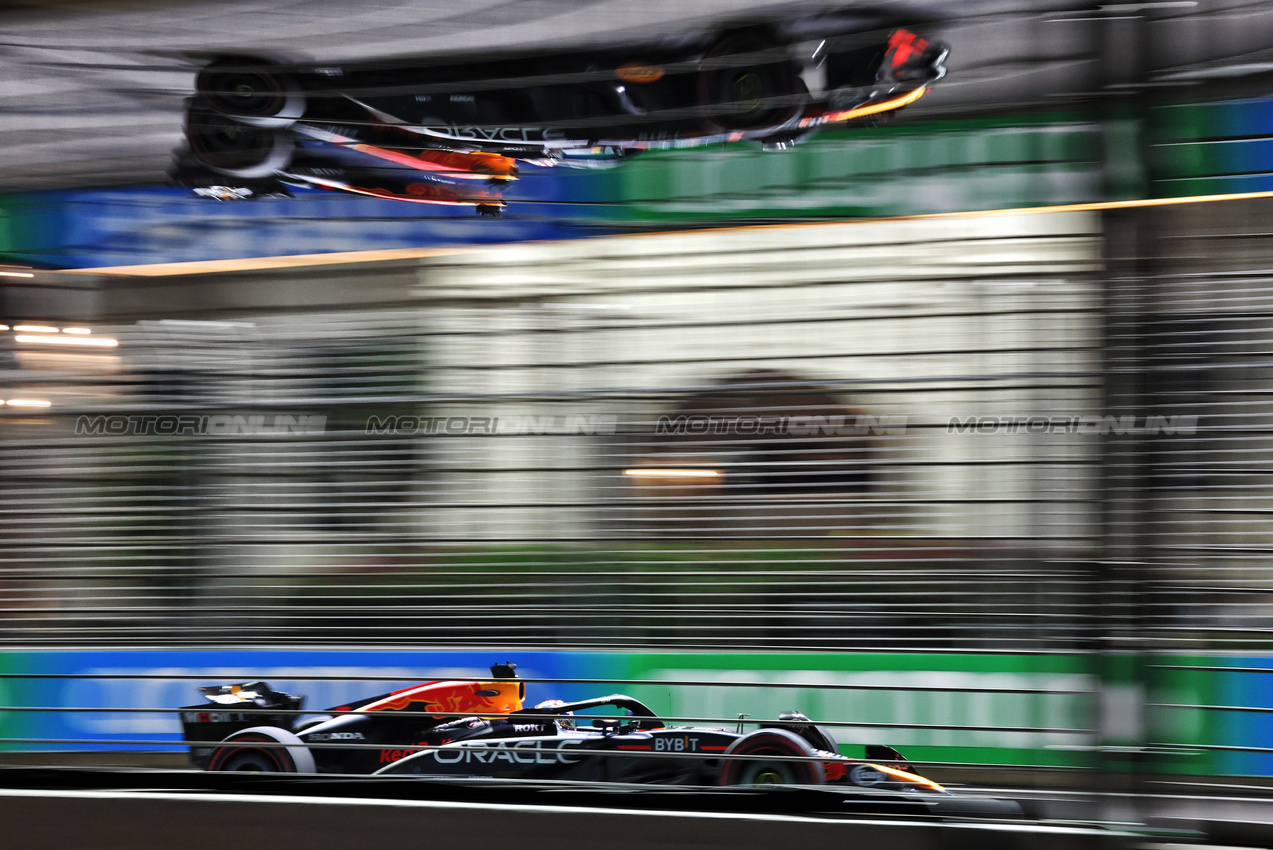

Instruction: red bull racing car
[172,12,948,214]
[179,663,1019,818]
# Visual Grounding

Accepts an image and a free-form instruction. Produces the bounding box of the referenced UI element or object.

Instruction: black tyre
[195,56,305,128]
[187,101,293,180]
[699,34,802,132]
[718,728,825,786]
[207,726,315,773]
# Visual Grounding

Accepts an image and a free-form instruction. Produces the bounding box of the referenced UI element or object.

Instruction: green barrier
[614,652,1099,769]
[0,653,14,744]
[605,115,1106,223]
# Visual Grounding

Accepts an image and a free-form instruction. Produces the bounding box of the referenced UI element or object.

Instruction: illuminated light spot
[15,334,118,347]
[616,62,664,84]
[623,468,722,478]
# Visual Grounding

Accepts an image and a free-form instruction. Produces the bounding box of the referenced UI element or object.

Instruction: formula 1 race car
[172,12,948,213]
[178,664,1019,818]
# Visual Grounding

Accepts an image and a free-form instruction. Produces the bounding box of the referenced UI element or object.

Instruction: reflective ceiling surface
[0,0,1267,191]
[0,0,1083,190]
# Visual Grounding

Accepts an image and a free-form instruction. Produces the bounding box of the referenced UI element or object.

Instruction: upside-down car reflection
[171,13,948,215]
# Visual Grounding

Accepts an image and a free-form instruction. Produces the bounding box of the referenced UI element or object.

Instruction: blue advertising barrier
[0,649,618,751]
[2,649,1268,778]
[0,164,618,270]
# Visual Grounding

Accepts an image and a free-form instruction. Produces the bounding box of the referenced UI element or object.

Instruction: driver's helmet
[533,698,575,731]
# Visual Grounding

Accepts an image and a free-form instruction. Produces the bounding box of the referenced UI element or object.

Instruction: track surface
[0,767,1129,850]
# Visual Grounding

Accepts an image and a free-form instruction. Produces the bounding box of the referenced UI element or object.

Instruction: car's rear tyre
[195,56,305,128]
[718,728,825,786]
[187,101,294,179]
[699,34,802,132]
[208,726,315,773]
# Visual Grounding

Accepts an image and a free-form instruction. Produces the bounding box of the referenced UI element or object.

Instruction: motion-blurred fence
[0,210,1105,650]
[0,199,1268,660]
[0,198,1270,779]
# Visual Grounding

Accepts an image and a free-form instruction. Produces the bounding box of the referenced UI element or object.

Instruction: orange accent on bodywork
[823,760,847,782]
[870,763,946,793]
[348,144,518,180]
[800,85,927,129]
[616,62,665,83]
[358,680,524,714]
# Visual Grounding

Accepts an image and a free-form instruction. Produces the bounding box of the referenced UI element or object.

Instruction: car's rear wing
[178,681,306,768]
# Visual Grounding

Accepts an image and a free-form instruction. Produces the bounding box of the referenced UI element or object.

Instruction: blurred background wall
[0,210,1104,649]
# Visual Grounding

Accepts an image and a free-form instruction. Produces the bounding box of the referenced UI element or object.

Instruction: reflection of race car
[172,106,514,215]
[179,664,1019,818]
[172,13,948,213]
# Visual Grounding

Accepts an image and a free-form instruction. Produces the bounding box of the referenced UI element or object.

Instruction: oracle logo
[430,740,583,765]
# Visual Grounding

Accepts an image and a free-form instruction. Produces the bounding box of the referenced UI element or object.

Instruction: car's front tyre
[718,728,826,786]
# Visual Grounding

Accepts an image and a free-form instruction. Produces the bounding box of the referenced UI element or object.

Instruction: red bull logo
[360,680,523,714]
